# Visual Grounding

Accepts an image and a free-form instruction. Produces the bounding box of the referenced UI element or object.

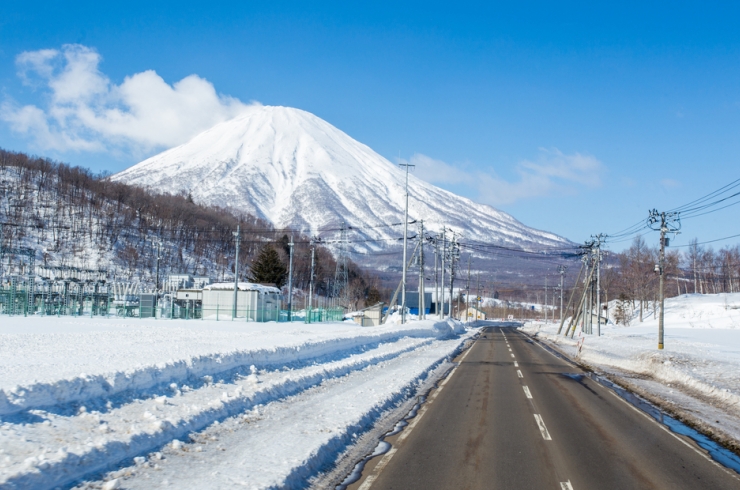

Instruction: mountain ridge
[112,105,571,252]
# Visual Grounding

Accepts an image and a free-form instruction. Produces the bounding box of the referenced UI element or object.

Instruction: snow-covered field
[0,316,473,489]
[522,292,740,445]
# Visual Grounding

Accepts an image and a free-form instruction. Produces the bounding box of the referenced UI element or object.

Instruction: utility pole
[441,228,446,319]
[418,220,425,320]
[287,235,294,321]
[558,265,566,325]
[588,250,595,334]
[466,254,471,323]
[544,276,548,323]
[648,210,681,349]
[307,240,316,324]
[232,225,241,319]
[476,273,481,316]
[449,233,458,320]
[433,235,439,316]
[399,162,415,324]
[692,243,698,294]
[588,240,596,334]
[592,233,606,336]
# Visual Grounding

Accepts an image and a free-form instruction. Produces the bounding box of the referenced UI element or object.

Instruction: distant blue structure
[393,291,433,315]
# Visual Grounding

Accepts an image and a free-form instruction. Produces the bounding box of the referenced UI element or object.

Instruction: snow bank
[0,316,474,489]
[105,337,469,490]
[0,317,462,416]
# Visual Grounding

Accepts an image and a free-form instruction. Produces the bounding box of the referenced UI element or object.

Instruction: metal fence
[0,285,111,317]
[0,285,345,323]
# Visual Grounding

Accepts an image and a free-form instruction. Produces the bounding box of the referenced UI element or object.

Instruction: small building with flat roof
[201,282,282,321]
[353,302,384,326]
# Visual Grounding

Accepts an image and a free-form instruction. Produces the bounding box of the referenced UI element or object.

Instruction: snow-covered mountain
[113,105,570,251]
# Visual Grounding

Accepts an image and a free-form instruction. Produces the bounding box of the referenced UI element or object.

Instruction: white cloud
[16,49,58,83]
[1,44,254,154]
[409,148,605,205]
[404,154,473,185]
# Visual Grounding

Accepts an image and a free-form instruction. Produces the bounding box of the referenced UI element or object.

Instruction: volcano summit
[113,105,570,252]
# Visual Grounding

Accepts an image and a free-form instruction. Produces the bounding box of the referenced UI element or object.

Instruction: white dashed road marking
[517,370,523,378]
[523,386,533,399]
[534,414,552,440]
[560,481,574,490]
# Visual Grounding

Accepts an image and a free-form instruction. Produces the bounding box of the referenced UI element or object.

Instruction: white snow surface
[0,316,471,489]
[522,293,740,438]
[112,105,570,251]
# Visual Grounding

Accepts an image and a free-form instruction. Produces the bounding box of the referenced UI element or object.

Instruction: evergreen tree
[366,286,382,305]
[249,244,288,287]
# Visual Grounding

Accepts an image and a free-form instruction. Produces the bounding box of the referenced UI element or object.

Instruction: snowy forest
[0,149,383,310]
[2,148,739,315]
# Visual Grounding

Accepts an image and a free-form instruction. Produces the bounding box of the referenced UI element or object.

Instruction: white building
[201,282,282,322]
[353,302,384,326]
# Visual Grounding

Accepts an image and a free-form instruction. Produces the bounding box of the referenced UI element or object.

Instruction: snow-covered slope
[113,106,569,250]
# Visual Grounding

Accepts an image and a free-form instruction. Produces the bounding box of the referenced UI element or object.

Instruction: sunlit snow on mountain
[113,105,570,252]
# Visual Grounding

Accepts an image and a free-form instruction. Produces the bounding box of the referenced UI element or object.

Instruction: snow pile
[0,316,474,489]
[523,293,740,416]
[384,311,465,335]
[0,318,463,416]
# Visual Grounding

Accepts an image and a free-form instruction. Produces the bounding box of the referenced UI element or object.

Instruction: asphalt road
[357,325,740,490]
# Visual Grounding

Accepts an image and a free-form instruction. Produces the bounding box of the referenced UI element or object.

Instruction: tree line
[607,235,740,324]
[0,148,385,310]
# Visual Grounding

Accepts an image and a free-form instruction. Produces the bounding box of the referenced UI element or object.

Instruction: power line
[668,177,740,213]
[671,232,740,248]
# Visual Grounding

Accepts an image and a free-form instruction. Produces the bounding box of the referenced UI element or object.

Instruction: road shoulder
[520,328,740,459]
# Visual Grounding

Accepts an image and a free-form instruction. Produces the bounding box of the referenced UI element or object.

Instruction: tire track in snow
[0,337,442,489]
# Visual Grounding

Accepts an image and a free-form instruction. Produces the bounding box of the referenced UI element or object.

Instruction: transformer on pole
[591,233,606,336]
[648,209,681,350]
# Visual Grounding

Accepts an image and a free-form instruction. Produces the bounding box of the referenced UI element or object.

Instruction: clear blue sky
[1,1,739,251]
